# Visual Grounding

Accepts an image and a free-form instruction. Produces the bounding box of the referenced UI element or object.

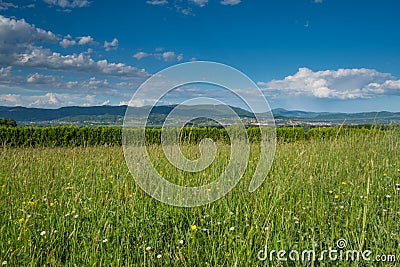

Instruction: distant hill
[0,105,399,126]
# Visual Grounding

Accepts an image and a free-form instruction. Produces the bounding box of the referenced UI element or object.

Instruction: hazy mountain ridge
[1,105,399,126]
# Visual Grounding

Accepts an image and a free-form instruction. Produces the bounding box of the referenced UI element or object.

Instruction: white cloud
[43,0,90,8]
[26,73,58,84]
[0,92,108,108]
[104,38,118,51]
[60,38,76,48]
[133,51,150,60]
[162,51,176,62]
[60,35,95,48]
[0,1,18,10]
[191,0,208,7]
[16,47,148,78]
[314,0,323,3]
[0,67,140,98]
[146,0,168,5]
[134,50,183,62]
[78,36,94,45]
[81,77,109,89]
[0,15,58,48]
[220,0,241,6]
[258,67,400,99]
[0,16,148,78]
[0,92,60,107]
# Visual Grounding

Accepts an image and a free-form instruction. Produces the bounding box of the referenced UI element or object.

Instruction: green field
[0,128,399,266]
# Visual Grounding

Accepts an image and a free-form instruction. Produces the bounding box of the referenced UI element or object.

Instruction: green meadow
[0,128,399,266]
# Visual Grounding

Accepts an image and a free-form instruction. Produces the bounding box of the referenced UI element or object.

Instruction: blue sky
[0,0,399,112]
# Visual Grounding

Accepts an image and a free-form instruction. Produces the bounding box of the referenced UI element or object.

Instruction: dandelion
[328,190,333,194]
[40,231,46,236]
[341,181,347,185]
[207,188,211,192]
[102,239,108,243]
[334,195,339,199]
[49,202,54,207]
[157,254,162,259]
[71,209,76,215]
[18,218,24,223]
[384,173,388,177]
[190,225,197,231]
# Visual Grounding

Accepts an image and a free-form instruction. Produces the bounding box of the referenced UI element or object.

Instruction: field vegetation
[0,126,399,265]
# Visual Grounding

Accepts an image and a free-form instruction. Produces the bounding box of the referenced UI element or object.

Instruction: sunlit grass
[0,129,399,266]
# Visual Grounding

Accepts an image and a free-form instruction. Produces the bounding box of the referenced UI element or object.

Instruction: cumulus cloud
[146,0,168,5]
[133,50,183,62]
[162,51,176,61]
[60,38,76,48]
[26,73,59,84]
[60,35,96,48]
[15,48,148,78]
[43,0,90,8]
[104,38,118,51]
[258,67,400,99]
[0,16,148,78]
[0,15,58,49]
[191,0,208,7]
[0,66,138,95]
[0,92,109,108]
[220,0,241,6]
[78,36,94,45]
[133,51,150,60]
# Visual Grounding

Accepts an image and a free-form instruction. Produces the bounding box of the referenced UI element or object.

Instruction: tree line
[0,125,387,147]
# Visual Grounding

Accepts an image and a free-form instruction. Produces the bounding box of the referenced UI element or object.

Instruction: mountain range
[1,105,399,126]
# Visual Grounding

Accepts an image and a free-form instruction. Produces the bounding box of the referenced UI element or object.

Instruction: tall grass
[0,129,399,266]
